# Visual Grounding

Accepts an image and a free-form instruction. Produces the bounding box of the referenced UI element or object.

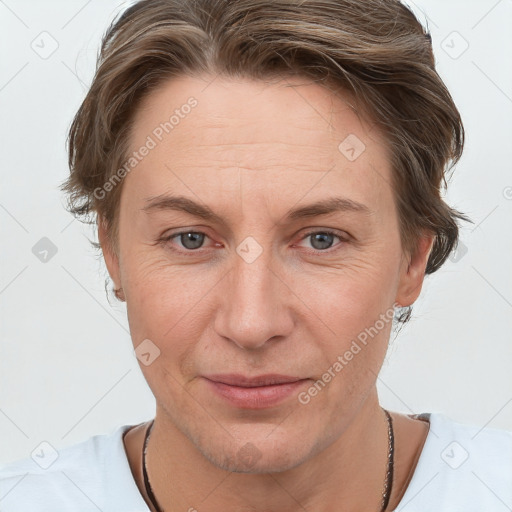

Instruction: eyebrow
[142,194,373,223]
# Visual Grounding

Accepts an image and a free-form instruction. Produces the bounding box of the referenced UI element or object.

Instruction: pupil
[181,232,204,250]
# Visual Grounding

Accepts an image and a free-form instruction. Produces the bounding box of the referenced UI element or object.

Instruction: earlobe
[395,233,435,307]
[98,216,122,294]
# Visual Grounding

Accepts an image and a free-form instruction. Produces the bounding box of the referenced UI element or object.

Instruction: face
[101,74,431,473]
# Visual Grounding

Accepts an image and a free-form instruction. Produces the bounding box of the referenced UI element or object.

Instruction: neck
[144,390,392,512]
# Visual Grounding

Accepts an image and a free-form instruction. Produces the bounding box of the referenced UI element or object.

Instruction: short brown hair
[61,0,470,320]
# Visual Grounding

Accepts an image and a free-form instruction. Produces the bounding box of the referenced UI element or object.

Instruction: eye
[161,231,209,251]
[297,230,346,252]
[159,229,348,255]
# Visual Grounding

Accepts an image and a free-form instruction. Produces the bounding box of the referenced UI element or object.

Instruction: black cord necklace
[142,419,161,512]
[381,408,395,511]
[142,409,394,512]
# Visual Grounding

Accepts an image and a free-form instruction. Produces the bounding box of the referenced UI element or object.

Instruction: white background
[0,0,511,465]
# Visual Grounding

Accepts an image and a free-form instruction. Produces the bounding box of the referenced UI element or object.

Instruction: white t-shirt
[1,412,511,511]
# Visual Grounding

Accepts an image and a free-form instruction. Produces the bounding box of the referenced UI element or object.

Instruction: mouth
[202,374,310,409]
[203,373,305,387]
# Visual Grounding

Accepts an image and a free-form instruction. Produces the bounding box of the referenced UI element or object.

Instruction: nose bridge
[214,237,293,350]
[233,243,273,308]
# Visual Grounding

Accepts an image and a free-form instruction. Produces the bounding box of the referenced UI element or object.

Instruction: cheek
[122,250,219,361]
[123,258,206,403]
[299,270,396,419]
[291,251,399,398]
[295,249,400,330]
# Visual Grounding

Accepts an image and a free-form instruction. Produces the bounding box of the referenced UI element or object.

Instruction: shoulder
[0,423,149,512]
[395,412,512,511]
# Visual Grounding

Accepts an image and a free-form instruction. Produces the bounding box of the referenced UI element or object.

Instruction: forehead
[123,74,393,215]
[131,75,384,154]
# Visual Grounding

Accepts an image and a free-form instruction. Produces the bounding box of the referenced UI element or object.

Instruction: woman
[1,0,511,510]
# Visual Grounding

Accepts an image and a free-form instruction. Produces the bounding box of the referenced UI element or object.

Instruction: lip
[202,374,309,409]
[204,373,304,387]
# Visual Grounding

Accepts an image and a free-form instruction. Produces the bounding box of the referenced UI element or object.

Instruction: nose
[213,246,295,351]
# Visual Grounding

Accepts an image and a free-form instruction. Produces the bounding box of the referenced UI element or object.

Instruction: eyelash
[158,229,348,256]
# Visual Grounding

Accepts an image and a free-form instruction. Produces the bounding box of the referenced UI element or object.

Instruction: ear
[98,216,122,292]
[395,232,435,307]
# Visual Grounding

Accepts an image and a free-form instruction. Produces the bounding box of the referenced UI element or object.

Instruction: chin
[198,433,318,474]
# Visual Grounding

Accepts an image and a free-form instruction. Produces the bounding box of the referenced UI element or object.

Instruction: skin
[100,74,433,511]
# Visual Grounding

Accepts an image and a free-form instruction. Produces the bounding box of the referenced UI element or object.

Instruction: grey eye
[179,232,205,250]
[309,232,335,250]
